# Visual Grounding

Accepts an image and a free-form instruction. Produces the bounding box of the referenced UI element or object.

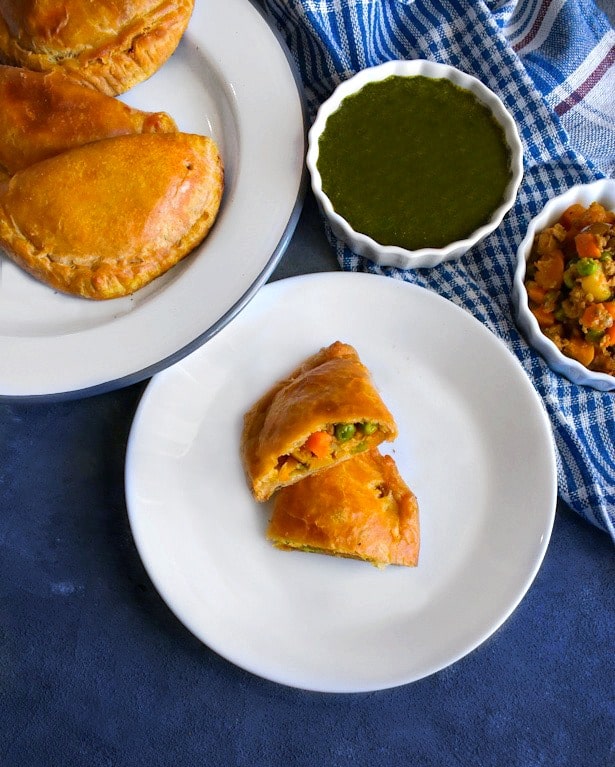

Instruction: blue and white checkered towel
[260,0,615,540]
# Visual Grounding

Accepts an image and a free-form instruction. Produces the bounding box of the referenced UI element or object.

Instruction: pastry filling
[275,421,380,482]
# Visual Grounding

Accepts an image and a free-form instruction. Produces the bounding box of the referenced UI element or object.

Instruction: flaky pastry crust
[0,0,194,95]
[0,65,176,176]
[0,132,224,299]
[267,449,420,568]
[241,342,398,502]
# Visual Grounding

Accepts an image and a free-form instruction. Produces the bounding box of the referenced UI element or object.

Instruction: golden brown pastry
[241,342,398,502]
[0,132,224,299]
[0,0,194,95]
[0,65,177,176]
[267,449,420,568]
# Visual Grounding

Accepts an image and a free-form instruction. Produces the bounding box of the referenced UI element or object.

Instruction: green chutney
[317,75,512,250]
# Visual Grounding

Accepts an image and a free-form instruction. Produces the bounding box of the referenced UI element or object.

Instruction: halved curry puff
[267,449,420,568]
[241,342,398,502]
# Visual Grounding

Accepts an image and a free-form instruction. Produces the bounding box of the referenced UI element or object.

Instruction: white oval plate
[0,0,305,399]
[125,272,557,693]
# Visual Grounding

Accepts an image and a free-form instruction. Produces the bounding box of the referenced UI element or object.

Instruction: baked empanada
[267,449,420,568]
[0,132,223,299]
[0,0,194,95]
[241,342,398,502]
[0,65,177,176]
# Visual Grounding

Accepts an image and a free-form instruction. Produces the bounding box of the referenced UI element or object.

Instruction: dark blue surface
[1,194,614,766]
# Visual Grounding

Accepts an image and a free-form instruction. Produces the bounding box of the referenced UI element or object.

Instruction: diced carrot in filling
[531,306,556,328]
[575,232,602,259]
[565,337,595,367]
[560,204,585,230]
[525,280,547,304]
[534,249,564,289]
[580,303,608,331]
[604,302,615,320]
[304,430,333,459]
[583,201,610,225]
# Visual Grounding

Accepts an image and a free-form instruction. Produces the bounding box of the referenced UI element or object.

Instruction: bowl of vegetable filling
[513,179,615,391]
[307,59,523,269]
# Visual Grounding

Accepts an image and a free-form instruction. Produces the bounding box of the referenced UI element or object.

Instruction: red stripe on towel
[555,45,615,116]
[512,0,553,53]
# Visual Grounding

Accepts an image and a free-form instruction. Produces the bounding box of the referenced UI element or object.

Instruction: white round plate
[0,0,305,399]
[125,272,557,693]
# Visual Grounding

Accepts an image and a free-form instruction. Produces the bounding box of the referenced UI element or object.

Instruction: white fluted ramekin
[307,59,523,269]
[512,178,615,391]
